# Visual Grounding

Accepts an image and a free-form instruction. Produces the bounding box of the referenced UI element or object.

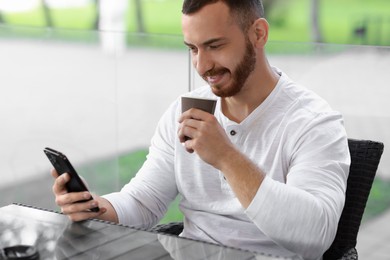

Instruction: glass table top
[0,204,287,260]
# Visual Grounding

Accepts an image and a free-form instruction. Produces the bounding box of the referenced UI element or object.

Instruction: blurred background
[0,0,389,258]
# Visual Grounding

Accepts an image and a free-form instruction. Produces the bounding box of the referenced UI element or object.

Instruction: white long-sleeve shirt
[104,68,350,259]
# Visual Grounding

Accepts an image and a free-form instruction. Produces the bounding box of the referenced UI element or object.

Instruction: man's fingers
[60,199,96,214]
[178,121,197,142]
[55,191,91,207]
[52,173,70,195]
[50,168,106,222]
[60,199,106,222]
[66,207,106,222]
[179,108,210,122]
[50,168,59,178]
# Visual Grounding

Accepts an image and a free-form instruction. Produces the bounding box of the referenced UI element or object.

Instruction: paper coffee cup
[181,96,217,114]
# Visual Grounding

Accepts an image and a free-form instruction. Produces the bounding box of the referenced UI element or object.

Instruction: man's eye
[189,47,198,54]
[208,43,224,50]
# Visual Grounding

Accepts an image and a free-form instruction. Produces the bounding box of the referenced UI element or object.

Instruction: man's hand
[178,108,264,208]
[178,108,236,169]
[51,169,117,222]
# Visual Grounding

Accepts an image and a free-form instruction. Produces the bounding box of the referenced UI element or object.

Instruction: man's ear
[252,18,269,48]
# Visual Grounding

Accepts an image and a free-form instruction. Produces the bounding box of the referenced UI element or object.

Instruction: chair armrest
[149,222,184,236]
[339,247,358,260]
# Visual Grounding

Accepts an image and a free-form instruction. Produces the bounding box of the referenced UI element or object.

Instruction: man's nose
[194,50,213,76]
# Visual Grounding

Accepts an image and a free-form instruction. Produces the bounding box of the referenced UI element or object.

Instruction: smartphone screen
[44,147,99,212]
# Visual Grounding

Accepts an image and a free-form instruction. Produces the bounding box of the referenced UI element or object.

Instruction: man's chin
[210,84,240,98]
[210,84,224,97]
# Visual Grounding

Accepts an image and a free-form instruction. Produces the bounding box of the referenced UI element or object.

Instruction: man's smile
[206,73,225,85]
[203,68,229,86]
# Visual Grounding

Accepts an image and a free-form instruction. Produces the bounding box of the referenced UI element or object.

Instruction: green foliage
[48,4,97,29]
[1,6,46,26]
[363,177,390,222]
[319,0,390,45]
[1,3,96,29]
[267,0,390,45]
[117,149,149,184]
[127,0,182,34]
[2,0,390,46]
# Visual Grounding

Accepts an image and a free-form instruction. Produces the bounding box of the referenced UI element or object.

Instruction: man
[52,0,350,259]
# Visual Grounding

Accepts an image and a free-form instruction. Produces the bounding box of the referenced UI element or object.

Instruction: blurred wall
[0,28,188,193]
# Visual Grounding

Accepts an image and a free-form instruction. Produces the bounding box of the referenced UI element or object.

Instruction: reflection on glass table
[0,204,294,260]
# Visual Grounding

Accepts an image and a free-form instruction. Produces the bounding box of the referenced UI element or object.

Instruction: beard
[202,37,256,97]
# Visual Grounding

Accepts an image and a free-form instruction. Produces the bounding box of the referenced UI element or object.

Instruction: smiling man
[52,1,350,259]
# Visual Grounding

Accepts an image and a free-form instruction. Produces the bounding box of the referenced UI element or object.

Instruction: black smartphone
[44,147,99,212]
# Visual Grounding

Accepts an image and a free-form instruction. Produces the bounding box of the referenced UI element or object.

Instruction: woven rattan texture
[323,139,384,259]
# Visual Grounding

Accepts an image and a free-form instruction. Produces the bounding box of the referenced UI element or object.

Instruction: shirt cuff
[245,176,274,220]
[102,192,125,224]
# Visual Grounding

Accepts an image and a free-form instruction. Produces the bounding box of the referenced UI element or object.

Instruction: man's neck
[221,66,280,123]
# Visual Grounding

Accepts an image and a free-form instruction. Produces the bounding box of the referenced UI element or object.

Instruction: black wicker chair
[323,139,384,259]
[152,139,384,260]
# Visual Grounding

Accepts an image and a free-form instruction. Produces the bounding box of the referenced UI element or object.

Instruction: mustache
[203,68,229,78]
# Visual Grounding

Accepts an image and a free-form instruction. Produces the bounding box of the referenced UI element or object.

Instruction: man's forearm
[218,148,264,208]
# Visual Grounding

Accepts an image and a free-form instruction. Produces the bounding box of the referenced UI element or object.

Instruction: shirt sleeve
[245,111,350,259]
[103,100,180,229]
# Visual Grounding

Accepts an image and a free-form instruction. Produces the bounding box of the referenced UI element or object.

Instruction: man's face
[182,2,256,97]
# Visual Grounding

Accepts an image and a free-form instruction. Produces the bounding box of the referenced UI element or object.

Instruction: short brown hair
[182,0,264,32]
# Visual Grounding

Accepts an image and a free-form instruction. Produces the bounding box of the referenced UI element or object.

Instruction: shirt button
[230,130,237,136]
